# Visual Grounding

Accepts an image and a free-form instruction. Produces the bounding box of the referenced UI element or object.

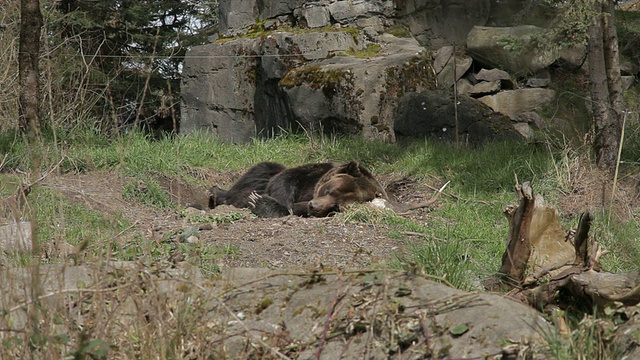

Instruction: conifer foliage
[47,0,217,133]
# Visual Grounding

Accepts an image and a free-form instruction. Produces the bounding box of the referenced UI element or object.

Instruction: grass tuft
[122,177,173,208]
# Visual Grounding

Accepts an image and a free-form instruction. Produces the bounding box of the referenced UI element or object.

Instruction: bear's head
[307,161,387,217]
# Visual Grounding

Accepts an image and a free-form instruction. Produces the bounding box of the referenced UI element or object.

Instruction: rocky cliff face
[181,0,596,143]
[181,0,508,143]
[180,31,434,142]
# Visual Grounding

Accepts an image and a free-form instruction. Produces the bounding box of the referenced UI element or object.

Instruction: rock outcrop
[467,25,558,74]
[181,0,524,143]
[181,0,604,143]
[181,30,433,142]
[0,262,553,358]
[394,90,518,144]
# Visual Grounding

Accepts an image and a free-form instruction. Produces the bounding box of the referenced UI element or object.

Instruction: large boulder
[394,90,519,144]
[467,24,587,74]
[477,88,556,119]
[395,0,491,47]
[278,35,434,141]
[467,25,557,74]
[0,263,554,358]
[181,30,367,141]
[180,38,260,142]
[181,32,434,142]
[0,221,32,252]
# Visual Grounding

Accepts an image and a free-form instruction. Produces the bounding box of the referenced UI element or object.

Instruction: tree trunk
[602,0,625,120]
[589,1,623,173]
[18,0,42,137]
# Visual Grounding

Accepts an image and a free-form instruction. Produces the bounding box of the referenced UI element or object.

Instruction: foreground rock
[0,262,551,358]
[0,221,32,252]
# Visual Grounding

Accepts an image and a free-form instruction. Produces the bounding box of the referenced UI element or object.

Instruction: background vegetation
[1,0,218,134]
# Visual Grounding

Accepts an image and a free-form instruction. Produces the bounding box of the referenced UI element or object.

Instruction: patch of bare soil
[41,170,448,270]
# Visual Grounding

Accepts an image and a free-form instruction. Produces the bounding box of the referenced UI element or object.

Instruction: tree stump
[485,181,640,311]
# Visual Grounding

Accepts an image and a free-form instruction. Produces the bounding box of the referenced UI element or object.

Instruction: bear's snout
[308,197,338,217]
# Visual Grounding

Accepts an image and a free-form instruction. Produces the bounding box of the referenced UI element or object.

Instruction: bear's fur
[209,161,387,218]
[209,162,286,209]
[306,161,387,217]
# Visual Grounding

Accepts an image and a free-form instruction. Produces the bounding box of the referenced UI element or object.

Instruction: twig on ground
[8,283,133,313]
[31,156,66,185]
[522,259,574,286]
[401,180,451,213]
[0,153,8,172]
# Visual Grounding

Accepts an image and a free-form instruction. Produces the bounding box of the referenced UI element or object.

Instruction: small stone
[0,221,32,252]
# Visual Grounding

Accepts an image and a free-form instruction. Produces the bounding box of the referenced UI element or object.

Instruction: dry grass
[0,261,220,359]
[0,0,19,132]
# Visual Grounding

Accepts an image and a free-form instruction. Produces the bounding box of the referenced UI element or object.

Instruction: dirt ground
[39,163,640,272]
[41,169,449,270]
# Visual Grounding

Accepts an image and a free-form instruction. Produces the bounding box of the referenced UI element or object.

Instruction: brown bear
[209,161,388,218]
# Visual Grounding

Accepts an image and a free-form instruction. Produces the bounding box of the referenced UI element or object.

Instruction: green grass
[179,209,246,225]
[341,43,382,58]
[542,309,624,360]
[591,213,640,273]
[122,177,173,208]
[111,233,234,276]
[336,196,510,290]
[384,24,412,38]
[0,187,134,267]
[32,188,128,246]
[2,127,639,281]
[1,126,551,192]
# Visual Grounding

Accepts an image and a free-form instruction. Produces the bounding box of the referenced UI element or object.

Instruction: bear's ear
[345,161,363,177]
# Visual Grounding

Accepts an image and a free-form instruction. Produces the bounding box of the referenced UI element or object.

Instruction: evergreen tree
[51,0,217,133]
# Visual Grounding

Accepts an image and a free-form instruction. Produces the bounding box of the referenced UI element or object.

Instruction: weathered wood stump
[485,181,640,311]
